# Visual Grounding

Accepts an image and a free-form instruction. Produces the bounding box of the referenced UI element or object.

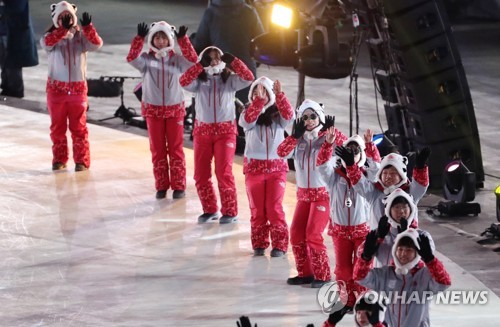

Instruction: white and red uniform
[180,47,253,217]
[238,77,294,251]
[317,135,381,307]
[277,99,346,282]
[127,21,197,192]
[354,229,451,327]
[40,2,103,168]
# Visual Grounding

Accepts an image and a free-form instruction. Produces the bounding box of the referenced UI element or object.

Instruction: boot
[253,248,265,256]
[270,248,286,257]
[52,162,67,171]
[156,190,167,199]
[219,215,238,224]
[286,275,314,285]
[75,163,88,172]
[198,212,219,223]
[172,190,185,199]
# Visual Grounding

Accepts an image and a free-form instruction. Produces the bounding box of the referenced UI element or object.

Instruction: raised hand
[325,127,337,144]
[137,22,149,37]
[292,119,306,139]
[335,146,355,167]
[397,217,408,233]
[417,234,434,263]
[377,215,390,239]
[255,84,266,100]
[221,52,235,64]
[236,316,256,327]
[364,128,374,143]
[61,14,73,29]
[361,230,380,261]
[273,79,282,95]
[327,309,346,324]
[415,146,431,168]
[175,25,188,38]
[321,115,335,132]
[80,12,92,26]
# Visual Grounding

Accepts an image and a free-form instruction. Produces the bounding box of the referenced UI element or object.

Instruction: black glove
[362,230,379,261]
[292,119,307,139]
[137,22,149,37]
[175,25,188,38]
[397,218,408,234]
[321,115,335,132]
[60,14,73,29]
[377,215,390,239]
[80,12,92,26]
[335,146,355,167]
[367,301,387,325]
[236,316,256,327]
[327,309,346,324]
[415,147,431,169]
[417,234,434,263]
[199,54,211,67]
[221,52,235,64]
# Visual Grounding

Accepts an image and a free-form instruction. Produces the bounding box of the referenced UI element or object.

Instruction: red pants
[47,92,90,167]
[332,234,367,306]
[146,116,186,191]
[290,199,331,281]
[193,132,237,216]
[245,171,288,251]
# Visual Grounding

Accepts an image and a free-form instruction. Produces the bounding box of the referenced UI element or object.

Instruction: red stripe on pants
[47,92,89,167]
[146,116,186,191]
[193,132,237,216]
[245,171,288,251]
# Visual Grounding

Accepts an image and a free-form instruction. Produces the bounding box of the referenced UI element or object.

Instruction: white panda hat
[248,76,276,113]
[51,1,78,28]
[382,188,417,229]
[391,229,421,275]
[198,46,226,75]
[147,21,176,58]
[296,99,325,139]
[375,152,409,194]
[342,135,366,168]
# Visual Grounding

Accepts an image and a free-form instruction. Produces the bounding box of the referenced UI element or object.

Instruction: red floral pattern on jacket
[141,102,185,119]
[297,187,330,202]
[193,119,237,136]
[275,92,294,120]
[332,223,370,240]
[230,57,254,81]
[244,97,266,123]
[413,166,429,187]
[354,257,374,281]
[126,35,144,62]
[82,24,102,45]
[179,63,203,87]
[426,257,452,285]
[365,141,381,162]
[43,27,70,46]
[346,164,363,185]
[317,142,334,166]
[277,135,298,157]
[177,35,197,63]
[243,158,288,174]
[46,78,87,95]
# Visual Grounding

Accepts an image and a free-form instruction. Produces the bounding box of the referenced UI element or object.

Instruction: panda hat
[296,99,325,140]
[382,188,417,229]
[147,21,176,58]
[51,1,78,28]
[375,152,409,194]
[248,76,276,113]
[342,135,366,168]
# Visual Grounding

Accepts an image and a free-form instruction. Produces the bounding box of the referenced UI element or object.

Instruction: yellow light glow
[495,185,500,195]
[271,4,293,29]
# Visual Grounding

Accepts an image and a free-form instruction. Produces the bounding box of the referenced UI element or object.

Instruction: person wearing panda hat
[126,20,197,199]
[180,46,254,224]
[316,131,381,311]
[338,146,431,230]
[276,99,342,287]
[372,188,436,268]
[238,76,294,257]
[354,228,451,327]
[40,1,103,172]
[323,291,388,327]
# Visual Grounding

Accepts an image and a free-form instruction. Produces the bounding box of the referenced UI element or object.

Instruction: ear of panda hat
[383,188,417,229]
[296,99,325,140]
[147,21,176,58]
[342,135,366,168]
[391,229,421,275]
[248,76,275,113]
[51,1,78,28]
[198,46,226,75]
[375,152,409,194]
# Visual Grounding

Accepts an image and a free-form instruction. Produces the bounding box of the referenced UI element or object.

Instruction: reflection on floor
[1,106,499,326]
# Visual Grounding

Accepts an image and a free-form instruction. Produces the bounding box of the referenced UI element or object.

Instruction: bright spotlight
[271,4,293,28]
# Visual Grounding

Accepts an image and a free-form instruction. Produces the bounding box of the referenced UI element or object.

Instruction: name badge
[151,61,159,68]
[298,143,306,151]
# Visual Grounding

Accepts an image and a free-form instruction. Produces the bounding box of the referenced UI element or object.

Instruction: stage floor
[1,105,499,326]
